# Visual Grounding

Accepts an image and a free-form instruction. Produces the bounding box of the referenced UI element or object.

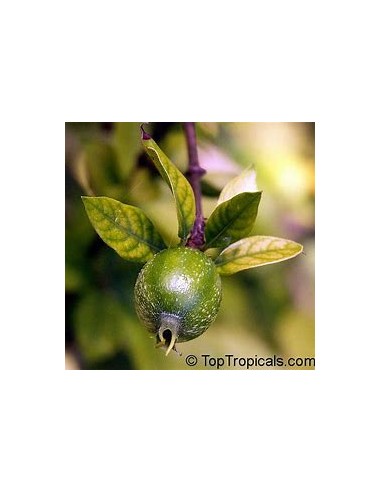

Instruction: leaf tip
[81,195,93,206]
[140,124,151,141]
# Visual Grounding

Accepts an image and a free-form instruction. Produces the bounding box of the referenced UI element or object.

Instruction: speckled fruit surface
[134,247,222,344]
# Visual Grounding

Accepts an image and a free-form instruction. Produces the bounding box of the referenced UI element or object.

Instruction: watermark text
[185,354,315,369]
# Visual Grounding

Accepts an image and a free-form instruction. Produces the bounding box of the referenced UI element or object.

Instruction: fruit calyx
[155,313,182,356]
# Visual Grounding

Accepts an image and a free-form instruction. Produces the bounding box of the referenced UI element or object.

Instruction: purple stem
[183,123,206,249]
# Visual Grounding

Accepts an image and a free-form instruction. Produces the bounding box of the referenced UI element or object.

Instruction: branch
[183,123,206,249]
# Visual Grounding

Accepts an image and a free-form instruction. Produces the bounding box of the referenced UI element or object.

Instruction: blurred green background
[65,122,315,370]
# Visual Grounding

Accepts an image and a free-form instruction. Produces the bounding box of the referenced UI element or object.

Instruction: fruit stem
[183,123,206,249]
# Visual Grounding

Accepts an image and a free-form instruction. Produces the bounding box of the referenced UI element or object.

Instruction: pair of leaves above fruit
[82,131,195,261]
[82,131,302,274]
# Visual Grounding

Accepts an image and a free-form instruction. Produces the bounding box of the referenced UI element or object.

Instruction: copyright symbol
[185,355,198,367]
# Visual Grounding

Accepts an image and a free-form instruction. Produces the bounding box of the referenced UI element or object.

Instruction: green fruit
[134,246,222,355]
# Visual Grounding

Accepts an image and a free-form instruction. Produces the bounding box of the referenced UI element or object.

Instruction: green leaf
[82,196,166,262]
[141,135,196,241]
[218,165,258,204]
[205,191,262,249]
[215,236,303,275]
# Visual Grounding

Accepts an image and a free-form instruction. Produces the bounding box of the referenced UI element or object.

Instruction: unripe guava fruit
[134,247,222,354]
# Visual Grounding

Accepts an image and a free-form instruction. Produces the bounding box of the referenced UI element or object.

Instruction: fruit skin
[134,247,222,347]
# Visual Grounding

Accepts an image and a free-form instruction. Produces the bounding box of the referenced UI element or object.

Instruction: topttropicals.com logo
[185,354,315,369]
